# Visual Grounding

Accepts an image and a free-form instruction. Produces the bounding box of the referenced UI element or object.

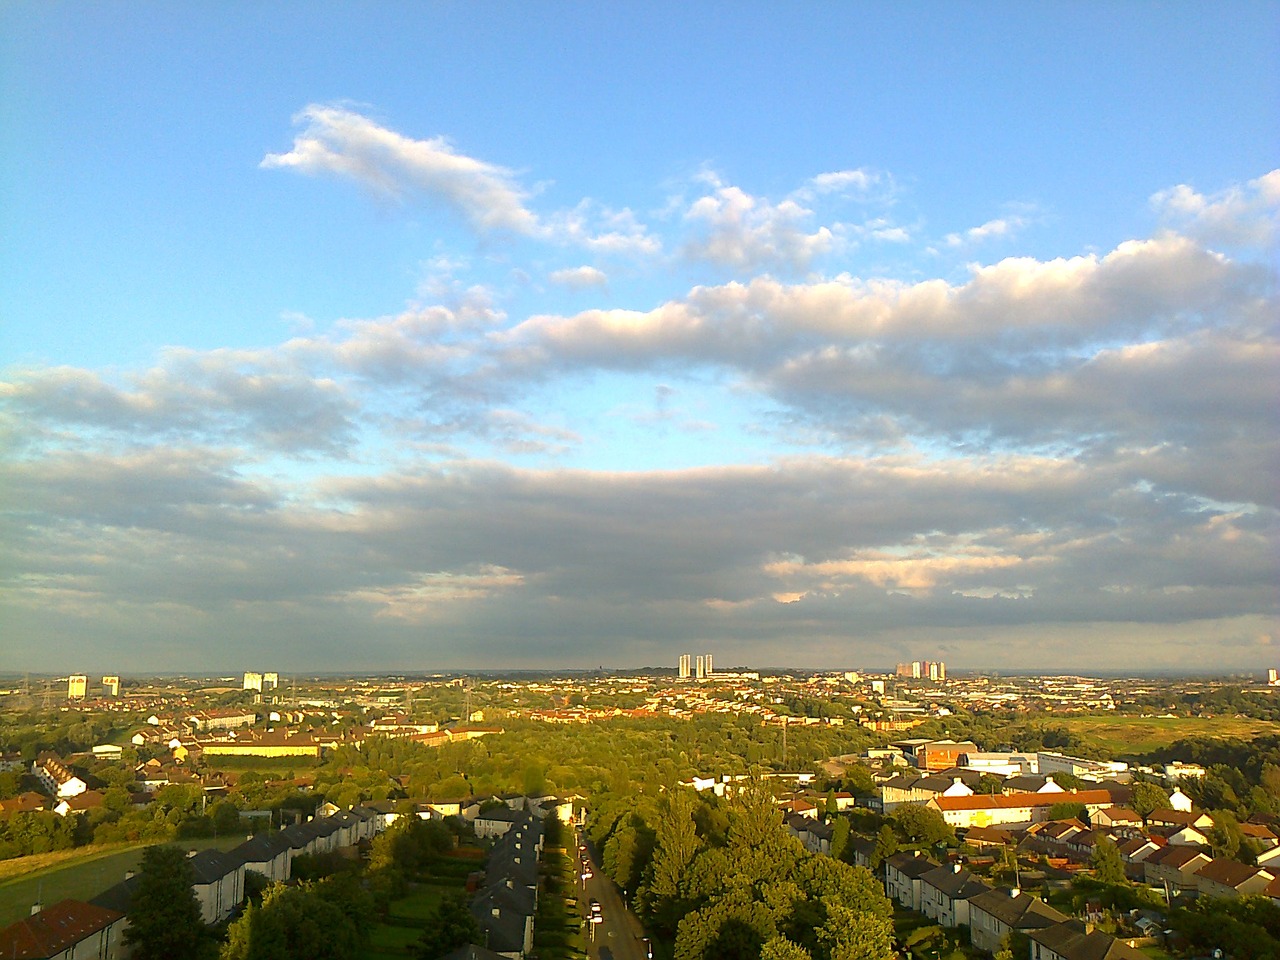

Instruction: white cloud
[1151,168,1280,247]
[944,215,1026,247]
[681,177,837,272]
[549,265,608,289]
[262,104,539,233]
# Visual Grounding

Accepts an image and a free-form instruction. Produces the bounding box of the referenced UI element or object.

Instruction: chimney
[491,907,500,918]
[952,863,962,874]
[1009,887,1021,898]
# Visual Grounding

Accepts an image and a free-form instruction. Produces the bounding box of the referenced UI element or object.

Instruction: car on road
[589,898,601,916]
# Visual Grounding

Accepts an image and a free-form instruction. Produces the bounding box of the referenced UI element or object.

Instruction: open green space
[0,834,246,928]
[387,881,459,923]
[203,755,322,774]
[1052,714,1274,756]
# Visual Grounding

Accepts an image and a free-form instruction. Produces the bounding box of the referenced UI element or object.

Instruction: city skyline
[1,6,1277,673]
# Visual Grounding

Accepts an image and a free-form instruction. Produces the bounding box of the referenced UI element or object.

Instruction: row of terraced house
[0,802,395,960]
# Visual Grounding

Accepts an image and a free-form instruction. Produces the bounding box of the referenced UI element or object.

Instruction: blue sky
[2,3,1277,673]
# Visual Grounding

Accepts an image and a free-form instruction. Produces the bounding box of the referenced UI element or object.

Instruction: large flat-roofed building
[67,675,87,700]
[101,675,120,697]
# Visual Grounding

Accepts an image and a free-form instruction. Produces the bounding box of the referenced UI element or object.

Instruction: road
[574,829,652,960]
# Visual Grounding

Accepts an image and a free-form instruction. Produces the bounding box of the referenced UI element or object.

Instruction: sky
[1,4,1277,675]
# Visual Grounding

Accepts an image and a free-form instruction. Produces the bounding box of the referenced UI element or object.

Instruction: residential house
[847,834,877,870]
[963,825,1013,851]
[1027,920,1147,960]
[187,709,257,732]
[54,791,105,818]
[0,899,125,960]
[1145,808,1213,831]
[1002,775,1065,796]
[230,832,292,883]
[967,887,1068,954]
[880,772,977,812]
[1193,859,1275,900]
[471,880,535,958]
[1142,845,1212,893]
[884,852,939,912]
[1240,822,1279,849]
[928,789,1116,830]
[0,793,48,818]
[475,807,527,840]
[1167,789,1194,812]
[1114,837,1163,881]
[31,754,86,799]
[918,863,992,927]
[187,850,245,925]
[1091,808,1143,833]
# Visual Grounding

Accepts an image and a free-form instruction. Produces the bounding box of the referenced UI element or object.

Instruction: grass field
[364,873,469,958]
[1052,714,1274,756]
[0,835,246,928]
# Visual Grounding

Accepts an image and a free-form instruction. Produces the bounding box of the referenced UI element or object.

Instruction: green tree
[1090,836,1126,884]
[889,804,954,846]
[818,900,896,960]
[1130,781,1171,819]
[126,845,215,960]
[1046,801,1088,823]
[221,882,363,960]
[640,787,703,937]
[414,891,481,959]
[829,817,850,861]
[761,936,814,960]
[869,824,898,871]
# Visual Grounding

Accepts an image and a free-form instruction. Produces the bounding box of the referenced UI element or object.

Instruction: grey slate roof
[969,888,1067,931]
[1028,921,1148,960]
[920,863,993,900]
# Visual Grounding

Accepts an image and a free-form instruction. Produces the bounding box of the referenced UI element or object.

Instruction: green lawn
[387,880,463,923]
[370,923,425,950]
[0,835,246,928]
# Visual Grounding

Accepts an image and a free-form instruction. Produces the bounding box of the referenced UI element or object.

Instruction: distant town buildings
[67,675,87,699]
[243,671,279,692]
[896,660,946,681]
[678,652,714,679]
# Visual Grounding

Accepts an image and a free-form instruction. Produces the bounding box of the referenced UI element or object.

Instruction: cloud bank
[4,112,1277,672]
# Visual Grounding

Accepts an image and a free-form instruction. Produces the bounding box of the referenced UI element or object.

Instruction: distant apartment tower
[678,654,691,679]
[896,660,945,681]
[67,675,87,699]
[243,672,263,692]
[695,655,706,680]
[1269,668,1279,686]
[704,653,713,676]
[262,672,279,690]
[101,676,120,697]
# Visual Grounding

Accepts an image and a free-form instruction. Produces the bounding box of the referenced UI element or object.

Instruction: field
[0,834,246,928]
[1051,714,1274,756]
[365,880,469,960]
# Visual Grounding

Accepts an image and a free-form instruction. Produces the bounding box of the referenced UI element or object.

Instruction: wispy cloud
[549,265,608,289]
[262,104,539,233]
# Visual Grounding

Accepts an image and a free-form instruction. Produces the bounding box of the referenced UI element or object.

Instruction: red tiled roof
[933,789,1113,812]
[0,899,123,960]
